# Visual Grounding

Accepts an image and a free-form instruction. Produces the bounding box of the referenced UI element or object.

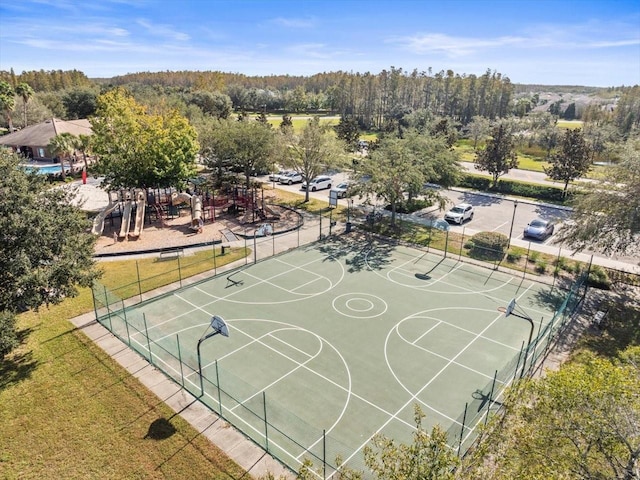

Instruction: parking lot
[259,171,572,246]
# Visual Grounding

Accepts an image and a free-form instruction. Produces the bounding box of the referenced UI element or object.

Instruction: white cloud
[390,33,526,57]
[136,18,190,41]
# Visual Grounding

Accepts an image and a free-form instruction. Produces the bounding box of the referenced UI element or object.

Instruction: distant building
[0,118,92,161]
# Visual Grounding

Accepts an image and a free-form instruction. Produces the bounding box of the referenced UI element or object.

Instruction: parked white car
[302,175,332,191]
[279,171,303,184]
[444,203,474,224]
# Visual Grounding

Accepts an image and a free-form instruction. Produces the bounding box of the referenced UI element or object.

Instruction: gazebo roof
[0,118,92,147]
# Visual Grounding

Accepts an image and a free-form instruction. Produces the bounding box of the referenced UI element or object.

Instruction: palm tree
[48,133,76,180]
[15,83,34,127]
[73,134,93,171]
[0,81,16,132]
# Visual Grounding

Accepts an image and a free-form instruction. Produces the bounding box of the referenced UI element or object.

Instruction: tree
[364,405,459,479]
[283,117,346,202]
[359,136,425,225]
[467,350,640,479]
[557,138,640,256]
[467,116,491,150]
[189,90,232,119]
[91,87,199,190]
[474,124,518,187]
[62,88,97,119]
[73,133,93,171]
[200,117,277,189]
[48,132,76,180]
[334,116,360,152]
[279,114,293,134]
[15,82,34,127]
[0,80,16,131]
[0,150,99,358]
[544,128,591,198]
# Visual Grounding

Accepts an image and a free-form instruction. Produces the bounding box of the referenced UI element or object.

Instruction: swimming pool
[22,164,69,175]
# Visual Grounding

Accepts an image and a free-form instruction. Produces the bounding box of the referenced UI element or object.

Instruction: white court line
[150,253,343,339]
[338,282,537,472]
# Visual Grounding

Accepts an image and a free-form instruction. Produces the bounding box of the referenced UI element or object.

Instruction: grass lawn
[0,252,250,480]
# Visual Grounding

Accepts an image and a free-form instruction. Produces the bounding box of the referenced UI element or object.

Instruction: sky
[0,0,639,87]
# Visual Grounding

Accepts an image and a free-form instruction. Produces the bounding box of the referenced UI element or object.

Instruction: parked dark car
[523,218,555,240]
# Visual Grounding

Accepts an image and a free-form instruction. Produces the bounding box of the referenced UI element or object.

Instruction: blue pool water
[22,164,69,175]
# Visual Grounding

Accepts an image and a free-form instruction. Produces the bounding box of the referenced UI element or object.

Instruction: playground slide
[91,192,119,235]
[128,190,146,239]
[171,192,191,206]
[119,199,133,239]
[192,195,202,223]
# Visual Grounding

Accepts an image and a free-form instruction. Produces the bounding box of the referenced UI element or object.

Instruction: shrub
[506,251,523,263]
[535,260,548,274]
[588,265,612,290]
[385,198,431,214]
[529,251,540,263]
[468,231,509,261]
[458,173,578,204]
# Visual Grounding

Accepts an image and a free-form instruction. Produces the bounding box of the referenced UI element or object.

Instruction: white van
[302,175,332,191]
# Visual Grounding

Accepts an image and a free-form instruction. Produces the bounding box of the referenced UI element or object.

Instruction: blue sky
[1,0,639,87]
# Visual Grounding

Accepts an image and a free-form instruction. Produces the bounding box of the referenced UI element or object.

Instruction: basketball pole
[197,329,223,396]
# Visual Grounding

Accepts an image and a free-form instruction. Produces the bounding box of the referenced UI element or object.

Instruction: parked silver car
[279,171,303,185]
[524,218,555,240]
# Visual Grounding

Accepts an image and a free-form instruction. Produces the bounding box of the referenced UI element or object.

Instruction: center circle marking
[333,293,387,319]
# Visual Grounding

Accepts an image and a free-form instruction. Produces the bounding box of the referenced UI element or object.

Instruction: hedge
[459,173,576,203]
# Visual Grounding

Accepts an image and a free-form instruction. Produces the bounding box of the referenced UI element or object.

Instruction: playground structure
[91,183,285,242]
[91,188,145,240]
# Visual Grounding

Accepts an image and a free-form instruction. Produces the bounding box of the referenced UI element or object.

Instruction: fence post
[215,360,222,416]
[484,370,498,426]
[263,391,269,452]
[91,284,99,321]
[177,254,183,288]
[272,227,275,256]
[213,242,217,274]
[458,402,468,457]
[244,231,248,265]
[514,340,525,382]
[459,227,464,260]
[323,429,327,480]
[124,314,131,346]
[136,260,142,303]
[177,334,184,388]
[143,313,152,363]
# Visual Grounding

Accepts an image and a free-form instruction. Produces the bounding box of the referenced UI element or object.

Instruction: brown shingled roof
[0,118,92,148]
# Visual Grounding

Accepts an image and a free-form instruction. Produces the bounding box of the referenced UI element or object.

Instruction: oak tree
[545,128,591,198]
[91,87,199,190]
[474,124,518,187]
[0,151,99,358]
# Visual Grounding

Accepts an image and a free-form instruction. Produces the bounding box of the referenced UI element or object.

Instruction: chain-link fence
[92,205,594,476]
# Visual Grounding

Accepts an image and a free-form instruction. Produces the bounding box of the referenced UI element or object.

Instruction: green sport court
[94,236,580,476]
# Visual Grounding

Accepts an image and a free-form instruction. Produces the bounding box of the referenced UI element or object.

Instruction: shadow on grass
[0,327,38,390]
[145,417,177,440]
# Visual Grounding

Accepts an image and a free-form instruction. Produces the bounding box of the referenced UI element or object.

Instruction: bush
[588,265,612,290]
[535,260,548,274]
[458,173,577,203]
[384,198,431,214]
[506,251,523,263]
[529,251,540,263]
[468,231,509,261]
